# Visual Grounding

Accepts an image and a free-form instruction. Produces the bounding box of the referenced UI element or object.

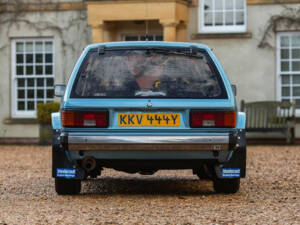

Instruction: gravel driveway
[0,145,299,225]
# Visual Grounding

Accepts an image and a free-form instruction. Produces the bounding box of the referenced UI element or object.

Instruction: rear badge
[222,168,240,178]
[56,168,76,178]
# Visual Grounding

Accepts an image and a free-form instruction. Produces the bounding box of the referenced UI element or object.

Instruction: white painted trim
[198,0,247,34]
[11,38,55,118]
[276,32,300,116]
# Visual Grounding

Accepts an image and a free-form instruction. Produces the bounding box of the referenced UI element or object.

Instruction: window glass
[13,39,54,116]
[200,0,246,33]
[279,33,300,109]
[72,49,227,99]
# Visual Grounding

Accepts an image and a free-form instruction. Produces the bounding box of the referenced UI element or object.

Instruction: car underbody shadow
[81,176,215,195]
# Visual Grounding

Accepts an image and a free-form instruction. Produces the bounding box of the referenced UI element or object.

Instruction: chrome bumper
[63,134,236,151]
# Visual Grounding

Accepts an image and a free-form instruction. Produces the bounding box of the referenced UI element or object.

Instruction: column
[176,22,187,42]
[160,20,178,42]
[90,21,104,43]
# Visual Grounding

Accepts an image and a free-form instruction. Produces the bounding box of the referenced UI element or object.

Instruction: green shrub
[37,102,60,125]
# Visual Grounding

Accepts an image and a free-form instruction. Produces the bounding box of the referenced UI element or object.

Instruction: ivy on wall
[258,5,300,48]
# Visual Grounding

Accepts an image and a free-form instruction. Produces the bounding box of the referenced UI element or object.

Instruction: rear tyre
[55,178,81,195]
[213,178,240,194]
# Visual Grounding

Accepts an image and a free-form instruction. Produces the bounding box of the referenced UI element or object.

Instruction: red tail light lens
[190,111,236,128]
[62,111,108,128]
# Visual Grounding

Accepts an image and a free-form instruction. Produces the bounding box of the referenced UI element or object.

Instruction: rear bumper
[62,134,238,151]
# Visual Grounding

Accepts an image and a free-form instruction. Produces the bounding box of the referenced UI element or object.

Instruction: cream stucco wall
[0,9,91,138]
[188,4,300,106]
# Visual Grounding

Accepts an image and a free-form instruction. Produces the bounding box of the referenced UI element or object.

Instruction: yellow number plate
[118,113,180,127]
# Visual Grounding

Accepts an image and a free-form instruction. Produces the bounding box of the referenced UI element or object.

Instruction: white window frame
[198,0,247,33]
[11,38,55,118]
[276,32,300,115]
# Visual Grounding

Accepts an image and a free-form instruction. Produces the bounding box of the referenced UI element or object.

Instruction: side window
[11,39,54,118]
[198,0,247,33]
[277,33,300,112]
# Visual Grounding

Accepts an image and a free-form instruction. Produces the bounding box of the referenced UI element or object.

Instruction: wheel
[55,178,81,195]
[213,178,240,194]
[194,165,211,180]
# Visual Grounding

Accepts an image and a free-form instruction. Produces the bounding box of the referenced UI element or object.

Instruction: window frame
[11,38,55,118]
[276,32,300,115]
[198,0,247,34]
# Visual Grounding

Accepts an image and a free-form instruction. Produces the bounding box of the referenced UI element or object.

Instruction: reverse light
[62,111,108,128]
[190,111,236,128]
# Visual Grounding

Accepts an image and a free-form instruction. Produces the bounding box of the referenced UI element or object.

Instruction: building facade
[0,0,299,141]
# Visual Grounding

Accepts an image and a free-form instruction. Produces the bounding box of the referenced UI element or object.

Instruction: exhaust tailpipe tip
[82,157,96,172]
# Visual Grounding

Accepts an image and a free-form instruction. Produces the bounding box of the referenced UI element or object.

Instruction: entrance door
[124,34,163,41]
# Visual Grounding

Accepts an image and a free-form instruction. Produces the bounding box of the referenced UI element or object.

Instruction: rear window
[71,48,227,99]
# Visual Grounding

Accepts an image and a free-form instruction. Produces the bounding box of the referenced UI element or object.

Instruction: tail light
[190,111,236,128]
[62,111,108,128]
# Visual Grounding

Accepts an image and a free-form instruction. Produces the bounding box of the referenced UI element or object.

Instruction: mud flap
[215,129,246,179]
[52,130,85,180]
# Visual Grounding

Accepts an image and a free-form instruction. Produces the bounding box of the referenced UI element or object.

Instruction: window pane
[291,36,300,47]
[236,0,244,9]
[204,0,212,11]
[296,99,300,109]
[28,78,34,87]
[292,49,300,59]
[17,54,23,63]
[225,12,234,25]
[293,87,300,96]
[25,42,33,52]
[292,75,300,84]
[204,12,213,26]
[35,42,43,52]
[46,78,54,87]
[292,61,300,71]
[18,101,25,110]
[36,66,43,75]
[155,36,163,41]
[236,11,244,25]
[225,0,233,10]
[45,42,52,52]
[26,54,33,63]
[27,101,34,110]
[45,54,52,63]
[125,36,138,41]
[280,36,289,47]
[26,66,33,75]
[37,78,44,87]
[281,61,289,71]
[17,79,25,87]
[215,12,223,26]
[27,89,34,98]
[215,0,223,10]
[36,54,43,63]
[281,49,289,59]
[281,75,290,84]
[16,42,24,53]
[17,66,23,75]
[37,90,44,98]
[282,87,290,96]
[18,90,25,99]
[45,66,53,75]
[47,89,54,98]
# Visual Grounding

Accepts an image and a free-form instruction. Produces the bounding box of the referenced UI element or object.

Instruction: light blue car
[52,41,246,195]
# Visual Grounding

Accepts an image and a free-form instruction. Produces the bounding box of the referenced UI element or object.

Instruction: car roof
[85,41,210,51]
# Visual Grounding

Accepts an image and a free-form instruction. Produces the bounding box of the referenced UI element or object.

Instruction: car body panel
[51,41,246,181]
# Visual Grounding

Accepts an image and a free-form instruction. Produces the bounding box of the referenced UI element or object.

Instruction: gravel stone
[0,145,299,224]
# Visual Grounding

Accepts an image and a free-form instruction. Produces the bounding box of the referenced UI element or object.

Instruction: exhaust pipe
[82,157,96,172]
